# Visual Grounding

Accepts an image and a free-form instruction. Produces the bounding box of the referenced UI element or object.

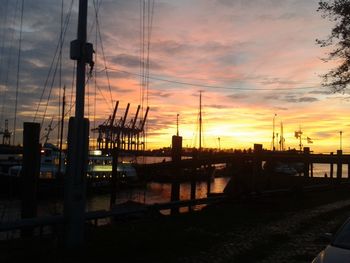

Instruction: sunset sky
[0,0,349,153]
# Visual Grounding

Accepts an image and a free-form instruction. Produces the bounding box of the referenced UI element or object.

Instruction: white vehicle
[312,217,350,263]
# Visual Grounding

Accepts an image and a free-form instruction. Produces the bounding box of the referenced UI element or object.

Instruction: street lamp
[218,137,221,151]
[340,131,343,151]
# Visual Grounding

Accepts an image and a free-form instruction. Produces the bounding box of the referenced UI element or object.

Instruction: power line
[105,67,320,91]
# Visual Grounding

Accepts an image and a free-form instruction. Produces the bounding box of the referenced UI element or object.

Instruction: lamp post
[340,131,343,151]
[218,137,221,151]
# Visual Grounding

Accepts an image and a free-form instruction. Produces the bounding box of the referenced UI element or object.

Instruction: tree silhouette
[317,0,350,92]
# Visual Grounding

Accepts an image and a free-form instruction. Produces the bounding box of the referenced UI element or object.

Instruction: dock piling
[337,150,342,179]
[171,135,182,215]
[21,122,40,237]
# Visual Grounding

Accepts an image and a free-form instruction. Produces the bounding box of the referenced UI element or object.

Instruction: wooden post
[206,166,211,196]
[171,135,182,215]
[330,152,334,178]
[253,144,263,192]
[303,147,310,178]
[337,150,342,179]
[254,144,263,175]
[64,117,89,248]
[190,176,196,211]
[21,122,40,237]
[110,147,119,208]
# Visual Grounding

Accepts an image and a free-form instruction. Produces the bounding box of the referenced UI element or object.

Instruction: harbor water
[0,161,347,225]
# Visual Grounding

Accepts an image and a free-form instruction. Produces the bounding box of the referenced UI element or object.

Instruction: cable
[0,0,17,129]
[13,0,24,145]
[93,0,114,109]
[105,67,320,91]
[33,0,74,122]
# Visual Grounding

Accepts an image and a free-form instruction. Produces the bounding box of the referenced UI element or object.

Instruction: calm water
[0,161,346,224]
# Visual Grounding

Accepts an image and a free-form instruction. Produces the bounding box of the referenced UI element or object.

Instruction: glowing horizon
[1,0,349,154]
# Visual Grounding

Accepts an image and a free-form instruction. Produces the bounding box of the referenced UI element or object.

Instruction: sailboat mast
[280,122,284,151]
[64,0,93,248]
[199,91,202,152]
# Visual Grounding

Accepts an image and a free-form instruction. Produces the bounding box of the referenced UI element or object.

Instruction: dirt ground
[2,185,350,263]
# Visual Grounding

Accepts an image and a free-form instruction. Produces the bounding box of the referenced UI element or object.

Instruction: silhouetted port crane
[92,101,149,153]
[0,119,12,145]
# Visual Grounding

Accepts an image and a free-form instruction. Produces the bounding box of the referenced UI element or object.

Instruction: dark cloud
[313,132,333,139]
[205,104,230,109]
[148,90,173,98]
[228,93,250,100]
[260,77,298,86]
[274,106,288,111]
[298,97,318,102]
[258,13,297,21]
[152,40,190,55]
[264,95,280,100]
[110,54,162,70]
[309,90,333,95]
[283,95,318,103]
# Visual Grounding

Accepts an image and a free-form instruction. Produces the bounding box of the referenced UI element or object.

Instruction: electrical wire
[105,67,320,91]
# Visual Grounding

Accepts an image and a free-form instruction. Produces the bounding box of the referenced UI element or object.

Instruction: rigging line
[93,0,99,140]
[40,47,61,132]
[33,0,74,122]
[93,0,114,109]
[45,74,93,135]
[87,78,90,119]
[0,0,16,128]
[0,0,10,81]
[141,0,146,115]
[70,60,76,115]
[13,0,24,145]
[58,0,64,146]
[146,0,155,108]
[88,0,102,39]
[143,0,147,111]
[105,67,319,91]
[95,81,114,112]
[41,15,84,135]
[144,0,155,150]
[139,0,142,108]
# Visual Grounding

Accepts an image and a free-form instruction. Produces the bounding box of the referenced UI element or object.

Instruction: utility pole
[64,0,93,248]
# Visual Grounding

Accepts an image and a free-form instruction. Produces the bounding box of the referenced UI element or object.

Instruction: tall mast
[280,122,284,151]
[65,0,93,248]
[199,91,202,152]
